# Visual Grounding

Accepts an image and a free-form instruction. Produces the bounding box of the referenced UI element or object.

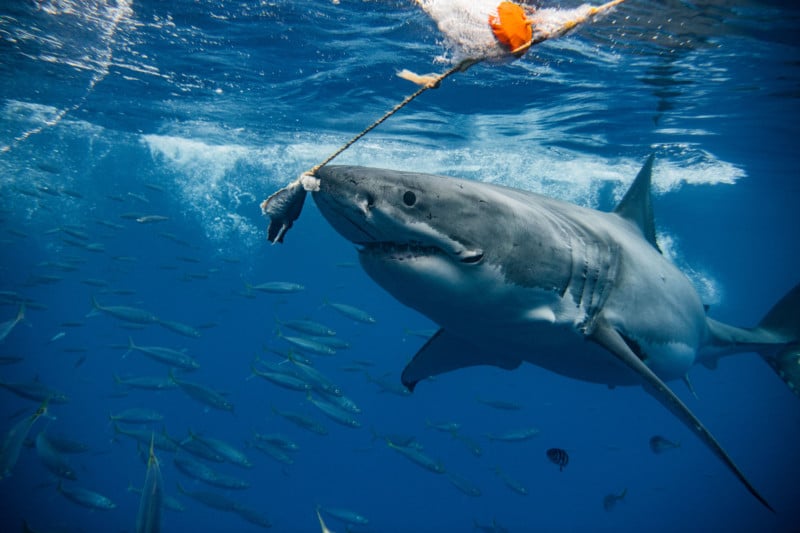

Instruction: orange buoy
[488,1,533,56]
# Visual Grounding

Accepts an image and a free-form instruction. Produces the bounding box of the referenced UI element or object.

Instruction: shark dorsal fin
[614,154,661,253]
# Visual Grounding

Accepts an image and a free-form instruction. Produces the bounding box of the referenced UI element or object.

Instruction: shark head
[312,165,541,327]
[313,165,486,262]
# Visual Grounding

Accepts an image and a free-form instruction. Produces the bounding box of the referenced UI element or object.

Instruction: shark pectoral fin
[589,319,774,513]
[401,329,521,392]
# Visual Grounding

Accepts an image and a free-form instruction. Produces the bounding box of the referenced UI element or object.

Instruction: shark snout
[312,168,379,244]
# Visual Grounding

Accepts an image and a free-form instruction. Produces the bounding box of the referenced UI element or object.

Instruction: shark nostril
[357,193,375,214]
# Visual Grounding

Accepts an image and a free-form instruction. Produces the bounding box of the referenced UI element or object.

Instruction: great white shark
[309,156,799,512]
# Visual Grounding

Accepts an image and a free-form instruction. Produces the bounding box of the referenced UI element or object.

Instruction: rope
[263,0,628,244]
[307,58,480,175]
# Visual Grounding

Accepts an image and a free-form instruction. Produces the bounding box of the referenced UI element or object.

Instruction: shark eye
[403,191,417,207]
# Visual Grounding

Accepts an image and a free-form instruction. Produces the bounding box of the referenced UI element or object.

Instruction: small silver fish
[603,488,627,511]
[246,281,305,294]
[324,300,376,324]
[58,481,116,510]
[0,304,24,342]
[136,215,169,224]
[318,506,369,526]
[649,435,680,454]
[0,400,48,479]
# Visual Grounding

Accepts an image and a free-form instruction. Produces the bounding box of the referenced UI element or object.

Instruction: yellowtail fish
[127,192,150,204]
[109,408,165,424]
[58,481,116,510]
[253,433,299,452]
[271,405,328,436]
[156,319,201,338]
[603,488,627,511]
[386,438,445,474]
[246,281,305,294]
[324,300,376,324]
[114,374,177,391]
[251,440,294,465]
[365,372,411,397]
[277,317,336,337]
[136,215,169,224]
[48,331,66,343]
[0,304,24,342]
[170,372,233,413]
[288,356,342,396]
[473,518,509,533]
[318,506,369,526]
[425,420,461,433]
[250,363,311,392]
[649,435,680,454]
[0,377,69,403]
[446,471,482,497]
[126,338,199,370]
[307,335,350,350]
[305,393,360,428]
[80,278,109,287]
[176,482,237,512]
[89,297,159,324]
[38,432,89,454]
[315,389,360,414]
[0,399,48,479]
[184,430,251,468]
[173,455,250,489]
[158,232,190,246]
[475,397,523,411]
[179,436,226,463]
[34,431,76,480]
[277,330,336,356]
[136,435,164,533]
[485,427,540,442]
[233,505,272,529]
[452,432,482,457]
[493,466,528,496]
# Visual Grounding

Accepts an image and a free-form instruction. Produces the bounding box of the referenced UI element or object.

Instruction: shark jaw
[358,241,484,265]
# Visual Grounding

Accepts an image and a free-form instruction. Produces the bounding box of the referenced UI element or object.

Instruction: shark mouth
[359,241,484,264]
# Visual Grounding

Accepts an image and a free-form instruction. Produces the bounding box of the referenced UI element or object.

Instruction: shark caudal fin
[703,283,800,395]
[755,283,800,397]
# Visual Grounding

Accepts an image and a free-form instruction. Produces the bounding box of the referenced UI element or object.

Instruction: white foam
[139,117,743,298]
[142,133,261,245]
[658,233,723,305]
[2,0,134,154]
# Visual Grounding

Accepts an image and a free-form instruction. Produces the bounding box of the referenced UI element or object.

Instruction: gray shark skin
[311,157,799,512]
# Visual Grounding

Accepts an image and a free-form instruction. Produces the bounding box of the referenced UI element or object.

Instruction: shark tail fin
[757,283,800,397]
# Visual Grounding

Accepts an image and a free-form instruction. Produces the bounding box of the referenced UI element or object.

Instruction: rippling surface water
[1,1,799,531]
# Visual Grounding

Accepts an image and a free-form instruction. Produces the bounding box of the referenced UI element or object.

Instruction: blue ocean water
[1,0,799,531]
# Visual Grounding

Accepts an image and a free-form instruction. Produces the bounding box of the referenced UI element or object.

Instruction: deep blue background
[1,0,799,531]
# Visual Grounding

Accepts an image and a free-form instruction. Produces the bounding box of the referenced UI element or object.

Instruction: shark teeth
[361,242,484,264]
[361,242,443,261]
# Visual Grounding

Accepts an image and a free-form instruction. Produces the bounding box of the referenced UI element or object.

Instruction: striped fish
[546,448,569,471]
